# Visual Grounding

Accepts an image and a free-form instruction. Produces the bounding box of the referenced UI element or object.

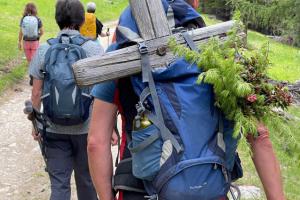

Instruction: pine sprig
[168,19,296,155]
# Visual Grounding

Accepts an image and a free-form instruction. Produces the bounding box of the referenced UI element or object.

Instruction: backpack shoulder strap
[70,35,90,46]
[47,34,89,46]
[47,38,60,46]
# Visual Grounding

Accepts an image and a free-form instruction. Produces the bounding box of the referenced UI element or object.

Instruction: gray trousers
[44,132,98,200]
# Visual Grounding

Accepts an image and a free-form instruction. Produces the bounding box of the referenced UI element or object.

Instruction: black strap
[114,113,121,167]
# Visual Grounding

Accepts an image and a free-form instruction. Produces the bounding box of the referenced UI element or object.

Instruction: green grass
[201,15,300,83]
[0,0,128,92]
[247,32,300,83]
[0,0,128,66]
[0,62,27,94]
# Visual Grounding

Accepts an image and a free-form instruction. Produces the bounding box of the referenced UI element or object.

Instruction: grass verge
[201,15,300,83]
[247,32,300,83]
[0,62,27,95]
[0,0,128,66]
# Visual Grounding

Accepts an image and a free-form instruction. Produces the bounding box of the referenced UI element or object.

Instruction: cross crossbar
[72,0,243,87]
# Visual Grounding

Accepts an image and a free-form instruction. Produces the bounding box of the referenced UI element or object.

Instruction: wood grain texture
[146,0,171,37]
[129,0,155,40]
[73,21,240,86]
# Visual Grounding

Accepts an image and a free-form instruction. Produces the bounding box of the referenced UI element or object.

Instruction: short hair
[55,0,85,30]
[87,2,96,13]
[23,3,37,17]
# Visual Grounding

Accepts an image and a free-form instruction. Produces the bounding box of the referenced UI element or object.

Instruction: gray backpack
[21,16,39,40]
[41,35,92,126]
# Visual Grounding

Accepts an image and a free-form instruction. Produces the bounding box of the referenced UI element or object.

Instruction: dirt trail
[0,21,118,200]
[0,79,50,200]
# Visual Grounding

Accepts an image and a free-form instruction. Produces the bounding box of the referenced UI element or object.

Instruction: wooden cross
[73,0,241,87]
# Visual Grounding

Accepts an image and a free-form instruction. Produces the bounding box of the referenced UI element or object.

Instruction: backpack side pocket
[128,124,165,181]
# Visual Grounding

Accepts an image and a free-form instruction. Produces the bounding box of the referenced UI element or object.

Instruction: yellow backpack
[80,13,97,39]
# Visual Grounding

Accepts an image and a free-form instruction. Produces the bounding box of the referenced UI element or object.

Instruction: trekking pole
[24,100,48,171]
[107,27,110,46]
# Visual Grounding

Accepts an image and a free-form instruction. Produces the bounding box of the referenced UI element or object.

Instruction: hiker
[87,1,286,200]
[18,2,44,63]
[80,2,110,40]
[29,0,110,199]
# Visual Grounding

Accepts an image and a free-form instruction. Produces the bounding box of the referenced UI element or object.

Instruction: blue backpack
[113,1,243,199]
[41,35,92,126]
[128,57,242,200]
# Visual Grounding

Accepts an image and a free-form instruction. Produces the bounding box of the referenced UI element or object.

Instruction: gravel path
[0,21,118,200]
[0,79,51,200]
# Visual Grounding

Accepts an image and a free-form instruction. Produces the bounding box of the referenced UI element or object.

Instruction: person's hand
[18,42,22,50]
[32,128,41,141]
[106,31,110,37]
[111,129,118,146]
[257,123,269,136]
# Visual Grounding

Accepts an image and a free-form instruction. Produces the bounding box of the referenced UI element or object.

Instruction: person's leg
[71,134,98,200]
[23,41,31,63]
[28,40,39,62]
[45,133,73,200]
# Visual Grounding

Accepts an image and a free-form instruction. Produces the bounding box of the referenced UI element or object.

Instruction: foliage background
[199,0,300,47]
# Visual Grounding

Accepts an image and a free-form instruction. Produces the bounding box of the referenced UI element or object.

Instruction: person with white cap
[80,2,110,40]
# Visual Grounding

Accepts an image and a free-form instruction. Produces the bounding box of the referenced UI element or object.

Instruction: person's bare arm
[31,78,43,140]
[88,99,117,200]
[18,29,23,50]
[31,78,43,110]
[248,124,286,200]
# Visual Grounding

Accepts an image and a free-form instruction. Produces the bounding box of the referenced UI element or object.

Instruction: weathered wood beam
[130,0,155,40]
[73,21,239,86]
[129,0,171,40]
[146,0,171,37]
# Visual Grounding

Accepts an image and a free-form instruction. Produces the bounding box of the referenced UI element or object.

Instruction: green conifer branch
[168,17,297,157]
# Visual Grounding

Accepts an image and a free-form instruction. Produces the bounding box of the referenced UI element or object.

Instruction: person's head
[86,2,96,13]
[23,2,37,17]
[55,0,85,30]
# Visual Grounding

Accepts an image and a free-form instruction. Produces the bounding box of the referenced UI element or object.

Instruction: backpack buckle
[136,101,146,114]
[138,42,149,54]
